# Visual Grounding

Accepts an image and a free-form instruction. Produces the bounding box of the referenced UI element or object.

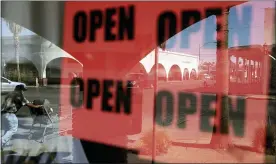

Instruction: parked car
[125,73,153,89]
[1,76,27,94]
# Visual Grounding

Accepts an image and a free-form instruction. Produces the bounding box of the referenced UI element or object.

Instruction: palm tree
[6,20,23,82]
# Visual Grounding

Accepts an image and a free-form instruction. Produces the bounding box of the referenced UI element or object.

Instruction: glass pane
[1,1,275,164]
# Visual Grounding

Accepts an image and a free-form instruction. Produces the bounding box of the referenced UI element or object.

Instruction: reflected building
[2,35,200,85]
[1,35,83,85]
[130,49,199,82]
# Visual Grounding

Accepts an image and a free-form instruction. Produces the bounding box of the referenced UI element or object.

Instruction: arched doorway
[149,63,167,81]
[183,68,189,80]
[46,57,83,84]
[5,57,39,85]
[168,65,182,81]
[190,69,197,80]
[129,62,147,75]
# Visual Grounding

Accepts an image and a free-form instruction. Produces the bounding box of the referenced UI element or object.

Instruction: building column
[247,60,250,83]
[235,56,239,82]
[251,60,254,83]
[259,59,263,83]
[258,61,261,82]
[41,67,47,86]
[243,58,246,83]
[244,59,247,83]
[2,59,6,77]
[39,52,48,86]
[253,61,256,83]
[249,61,251,83]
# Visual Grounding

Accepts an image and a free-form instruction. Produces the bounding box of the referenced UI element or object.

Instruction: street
[1,87,73,163]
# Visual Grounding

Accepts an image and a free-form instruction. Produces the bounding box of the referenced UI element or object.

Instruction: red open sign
[60,1,273,163]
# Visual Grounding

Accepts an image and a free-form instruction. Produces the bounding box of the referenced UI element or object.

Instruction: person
[1,84,42,147]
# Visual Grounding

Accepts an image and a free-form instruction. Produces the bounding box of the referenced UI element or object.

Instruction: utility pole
[210,7,231,149]
[151,41,166,163]
[152,46,159,164]
[199,41,217,68]
[199,44,201,63]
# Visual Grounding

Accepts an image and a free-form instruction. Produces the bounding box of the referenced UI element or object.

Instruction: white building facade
[2,35,199,85]
[132,49,199,81]
[2,35,83,84]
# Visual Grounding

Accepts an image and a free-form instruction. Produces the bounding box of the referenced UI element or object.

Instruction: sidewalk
[126,114,264,162]
[1,116,73,163]
[127,118,265,163]
[2,116,267,163]
[127,128,254,149]
[127,144,266,163]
